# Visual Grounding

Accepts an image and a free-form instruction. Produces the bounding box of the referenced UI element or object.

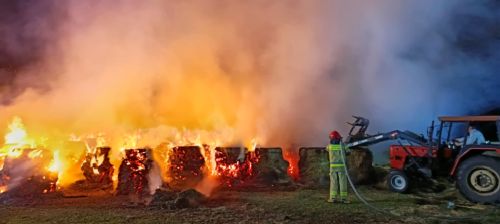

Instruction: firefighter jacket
[327,143,345,171]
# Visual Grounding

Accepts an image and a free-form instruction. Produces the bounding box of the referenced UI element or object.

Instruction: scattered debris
[149,188,206,209]
[174,188,206,208]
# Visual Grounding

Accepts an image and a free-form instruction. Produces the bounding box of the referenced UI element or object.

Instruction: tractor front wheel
[456,155,500,204]
[388,170,409,193]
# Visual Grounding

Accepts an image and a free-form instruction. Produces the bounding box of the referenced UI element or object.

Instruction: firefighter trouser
[329,167,348,200]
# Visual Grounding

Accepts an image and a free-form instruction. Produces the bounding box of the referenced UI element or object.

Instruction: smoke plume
[0,0,499,149]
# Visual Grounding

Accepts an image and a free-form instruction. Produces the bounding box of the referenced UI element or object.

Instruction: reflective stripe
[328,144,342,151]
[330,164,345,168]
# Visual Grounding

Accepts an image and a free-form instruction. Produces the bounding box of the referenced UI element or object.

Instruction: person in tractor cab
[454,125,486,146]
[326,131,350,204]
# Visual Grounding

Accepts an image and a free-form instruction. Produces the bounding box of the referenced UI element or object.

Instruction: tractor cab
[432,116,500,171]
[434,116,500,147]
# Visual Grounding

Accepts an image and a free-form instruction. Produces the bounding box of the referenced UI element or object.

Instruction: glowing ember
[283,149,300,180]
[116,148,151,198]
[213,147,258,187]
[166,146,205,189]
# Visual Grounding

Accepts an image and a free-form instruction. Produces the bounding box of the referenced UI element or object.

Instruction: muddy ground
[0,185,498,224]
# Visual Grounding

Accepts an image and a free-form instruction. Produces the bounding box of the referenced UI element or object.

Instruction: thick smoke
[0,0,499,149]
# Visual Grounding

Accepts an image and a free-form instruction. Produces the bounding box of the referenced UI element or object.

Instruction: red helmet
[329,130,342,140]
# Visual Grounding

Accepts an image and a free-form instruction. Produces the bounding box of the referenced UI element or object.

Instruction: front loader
[344,115,500,204]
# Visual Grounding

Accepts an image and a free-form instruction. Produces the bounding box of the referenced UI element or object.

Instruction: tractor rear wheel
[388,170,409,193]
[456,155,500,204]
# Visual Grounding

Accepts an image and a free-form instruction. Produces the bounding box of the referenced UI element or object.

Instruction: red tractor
[345,116,500,204]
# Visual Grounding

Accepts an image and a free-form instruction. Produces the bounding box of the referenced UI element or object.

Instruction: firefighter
[326,130,350,204]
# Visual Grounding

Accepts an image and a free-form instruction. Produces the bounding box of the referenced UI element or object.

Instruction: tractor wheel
[387,170,409,193]
[456,155,500,204]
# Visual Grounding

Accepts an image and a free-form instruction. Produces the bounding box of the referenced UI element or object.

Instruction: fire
[1,117,35,159]
[122,133,140,150]
[283,149,299,180]
[28,149,43,159]
[0,115,294,195]
[4,117,34,147]
[248,138,259,152]
[211,147,259,187]
[6,148,22,158]
[48,150,62,173]
[0,117,60,195]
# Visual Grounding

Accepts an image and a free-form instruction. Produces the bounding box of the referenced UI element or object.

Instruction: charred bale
[298,147,329,188]
[252,148,292,185]
[97,147,114,186]
[167,146,205,190]
[116,150,134,195]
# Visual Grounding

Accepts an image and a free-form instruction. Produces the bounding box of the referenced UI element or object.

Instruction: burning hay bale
[116,148,164,206]
[298,147,329,187]
[251,148,292,185]
[117,148,153,197]
[0,175,58,201]
[167,146,205,190]
[0,148,58,199]
[214,147,253,187]
[72,147,114,191]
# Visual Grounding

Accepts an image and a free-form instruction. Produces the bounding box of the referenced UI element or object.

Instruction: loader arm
[346,130,428,148]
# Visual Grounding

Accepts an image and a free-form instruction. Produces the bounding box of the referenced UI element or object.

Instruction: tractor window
[437,123,451,143]
[449,123,468,140]
[475,122,499,142]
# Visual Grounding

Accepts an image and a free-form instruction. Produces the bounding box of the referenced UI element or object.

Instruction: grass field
[1,186,498,224]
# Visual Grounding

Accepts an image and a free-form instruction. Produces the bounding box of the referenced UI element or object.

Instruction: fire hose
[339,144,498,222]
